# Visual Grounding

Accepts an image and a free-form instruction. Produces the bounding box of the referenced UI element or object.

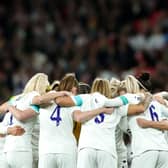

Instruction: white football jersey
[0,118,7,154]
[76,92,128,159]
[128,99,168,157]
[39,102,80,155]
[0,122,7,135]
[0,134,5,155]
[0,136,6,168]
[4,91,39,152]
[31,115,39,161]
[115,119,128,157]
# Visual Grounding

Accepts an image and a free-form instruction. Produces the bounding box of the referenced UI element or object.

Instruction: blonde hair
[23,73,49,95]
[50,80,60,91]
[119,80,126,91]
[125,75,140,93]
[91,78,112,98]
[110,78,121,98]
[58,73,78,91]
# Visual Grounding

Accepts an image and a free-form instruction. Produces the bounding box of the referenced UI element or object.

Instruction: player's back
[78,92,128,158]
[128,100,168,156]
[4,91,39,152]
[39,102,79,155]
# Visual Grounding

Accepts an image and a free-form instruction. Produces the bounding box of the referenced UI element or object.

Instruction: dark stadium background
[0,0,168,103]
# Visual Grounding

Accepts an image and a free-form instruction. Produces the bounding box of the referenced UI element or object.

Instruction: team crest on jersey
[136,96,141,101]
[95,98,98,103]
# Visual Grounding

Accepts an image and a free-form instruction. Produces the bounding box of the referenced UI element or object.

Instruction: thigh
[6,151,32,168]
[77,148,97,168]
[97,150,117,168]
[131,151,158,168]
[156,151,168,168]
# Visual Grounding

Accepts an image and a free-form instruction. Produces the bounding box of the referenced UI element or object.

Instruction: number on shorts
[50,105,62,126]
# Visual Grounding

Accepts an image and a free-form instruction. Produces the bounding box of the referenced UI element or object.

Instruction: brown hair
[58,73,78,91]
[50,80,60,91]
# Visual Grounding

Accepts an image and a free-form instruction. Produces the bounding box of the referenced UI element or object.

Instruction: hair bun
[138,72,150,81]
[136,72,152,91]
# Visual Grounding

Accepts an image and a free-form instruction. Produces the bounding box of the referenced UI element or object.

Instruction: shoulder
[28,91,40,97]
[92,92,106,100]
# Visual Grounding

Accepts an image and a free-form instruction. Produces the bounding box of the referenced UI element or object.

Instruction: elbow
[74,113,85,123]
[160,123,168,130]
[15,115,24,121]
[74,116,83,123]
[135,111,144,115]
[137,104,145,114]
[15,114,26,121]
[32,98,42,105]
[55,98,61,105]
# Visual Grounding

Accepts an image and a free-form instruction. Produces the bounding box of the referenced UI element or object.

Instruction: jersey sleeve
[30,104,40,114]
[103,93,142,107]
[118,116,129,133]
[71,95,83,106]
[0,123,7,134]
[104,96,128,107]
[71,94,91,106]
[92,92,108,107]
[27,92,40,113]
[29,91,40,105]
[8,95,21,106]
[0,115,9,134]
[69,106,81,116]
[123,93,143,104]
[115,104,129,117]
[160,104,168,118]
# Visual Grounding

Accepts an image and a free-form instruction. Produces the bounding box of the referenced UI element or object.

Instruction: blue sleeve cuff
[30,105,40,113]
[8,96,16,105]
[119,96,129,105]
[74,95,83,106]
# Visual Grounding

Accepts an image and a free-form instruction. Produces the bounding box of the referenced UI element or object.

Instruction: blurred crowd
[0,0,168,102]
